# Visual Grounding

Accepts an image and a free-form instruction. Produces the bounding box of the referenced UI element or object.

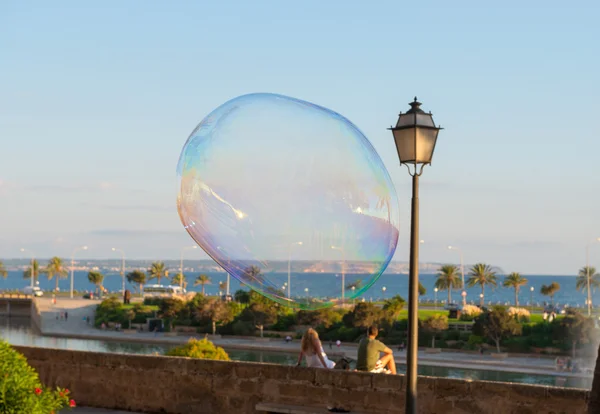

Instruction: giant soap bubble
[177,93,399,309]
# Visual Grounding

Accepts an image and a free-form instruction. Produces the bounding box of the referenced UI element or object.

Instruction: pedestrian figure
[329,340,333,350]
[398,342,405,352]
[336,340,341,348]
[65,311,68,321]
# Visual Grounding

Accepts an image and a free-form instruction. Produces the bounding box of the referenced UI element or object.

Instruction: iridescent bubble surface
[177,93,399,309]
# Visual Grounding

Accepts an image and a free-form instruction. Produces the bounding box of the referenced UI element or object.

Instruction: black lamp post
[389,97,442,414]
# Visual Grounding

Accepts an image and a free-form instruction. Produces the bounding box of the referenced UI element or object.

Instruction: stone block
[372,373,402,390]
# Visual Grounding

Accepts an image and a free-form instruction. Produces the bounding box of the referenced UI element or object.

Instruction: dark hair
[367,326,378,336]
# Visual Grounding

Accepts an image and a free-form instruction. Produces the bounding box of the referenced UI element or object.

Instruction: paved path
[34,297,595,379]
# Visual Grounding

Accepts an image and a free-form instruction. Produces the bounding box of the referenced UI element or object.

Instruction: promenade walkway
[34,297,595,380]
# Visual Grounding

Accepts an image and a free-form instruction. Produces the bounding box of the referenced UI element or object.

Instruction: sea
[1,270,594,308]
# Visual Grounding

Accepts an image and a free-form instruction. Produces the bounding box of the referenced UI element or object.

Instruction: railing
[0,293,32,299]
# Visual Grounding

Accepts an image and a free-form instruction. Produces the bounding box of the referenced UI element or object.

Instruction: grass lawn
[397,309,471,323]
[121,304,159,311]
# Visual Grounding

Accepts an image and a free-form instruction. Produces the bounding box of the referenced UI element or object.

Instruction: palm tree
[87,271,104,294]
[194,274,211,295]
[243,265,265,285]
[44,257,68,291]
[22,259,40,282]
[0,261,7,279]
[147,261,168,285]
[172,273,188,290]
[218,281,227,293]
[576,266,600,298]
[435,264,462,303]
[540,282,560,305]
[126,270,147,294]
[503,272,528,307]
[467,263,498,299]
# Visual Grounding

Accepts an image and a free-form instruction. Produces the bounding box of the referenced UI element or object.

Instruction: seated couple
[296,326,396,375]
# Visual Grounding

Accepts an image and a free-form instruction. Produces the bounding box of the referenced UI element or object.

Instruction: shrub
[460,305,482,321]
[165,338,229,361]
[232,320,255,336]
[0,340,75,413]
[467,334,484,346]
[508,307,531,323]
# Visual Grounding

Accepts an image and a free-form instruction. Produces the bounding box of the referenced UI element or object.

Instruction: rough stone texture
[15,346,589,414]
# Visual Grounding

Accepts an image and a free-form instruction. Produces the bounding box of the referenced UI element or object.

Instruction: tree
[540,282,560,305]
[157,297,186,330]
[382,295,405,321]
[421,314,448,348]
[555,309,595,357]
[467,263,498,299]
[342,302,383,330]
[239,302,277,337]
[171,273,187,290]
[418,281,427,296]
[125,309,136,329]
[435,265,462,303]
[234,289,250,304]
[0,261,7,279]
[295,308,341,329]
[576,266,600,297]
[87,271,104,294]
[243,265,266,285]
[23,259,40,282]
[503,272,528,307]
[472,306,522,353]
[126,270,147,294]
[218,281,227,293]
[43,257,69,292]
[194,274,211,295]
[147,261,168,285]
[196,299,233,335]
[346,279,363,290]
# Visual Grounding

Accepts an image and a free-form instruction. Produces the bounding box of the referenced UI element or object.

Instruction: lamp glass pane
[416,114,435,127]
[393,128,416,163]
[415,127,439,163]
[396,113,415,127]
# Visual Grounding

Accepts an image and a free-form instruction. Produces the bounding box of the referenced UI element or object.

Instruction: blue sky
[1,1,599,274]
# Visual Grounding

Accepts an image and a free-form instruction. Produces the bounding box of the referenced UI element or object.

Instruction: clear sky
[1,1,599,274]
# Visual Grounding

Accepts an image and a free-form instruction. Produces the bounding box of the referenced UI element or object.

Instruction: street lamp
[389,97,442,414]
[331,245,346,302]
[448,246,466,306]
[180,246,198,292]
[530,286,535,311]
[351,286,356,305]
[111,248,125,294]
[434,287,438,310]
[479,293,484,307]
[382,286,387,300]
[304,287,309,305]
[20,248,36,288]
[70,246,88,298]
[288,241,303,299]
[585,238,600,316]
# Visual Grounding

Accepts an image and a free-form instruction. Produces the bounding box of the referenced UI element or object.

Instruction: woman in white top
[296,328,335,369]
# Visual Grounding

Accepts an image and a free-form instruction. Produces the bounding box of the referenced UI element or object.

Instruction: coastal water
[1,271,594,307]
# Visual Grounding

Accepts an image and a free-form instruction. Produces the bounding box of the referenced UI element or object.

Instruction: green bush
[232,320,255,336]
[143,297,164,306]
[444,330,461,341]
[165,338,230,361]
[271,313,296,331]
[0,340,75,413]
[467,335,484,346]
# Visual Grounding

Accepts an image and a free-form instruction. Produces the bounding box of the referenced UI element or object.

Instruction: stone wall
[15,346,589,414]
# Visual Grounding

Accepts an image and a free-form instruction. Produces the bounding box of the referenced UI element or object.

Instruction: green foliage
[158,297,186,329]
[421,314,449,348]
[147,261,168,285]
[143,296,163,306]
[435,264,462,303]
[165,338,229,361]
[473,306,522,353]
[418,282,427,296]
[87,271,104,291]
[239,302,278,336]
[503,272,528,306]
[126,270,147,291]
[171,273,187,289]
[22,259,41,282]
[576,267,600,294]
[0,340,74,413]
[555,309,595,356]
[0,261,7,279]
[232,320,255,336]
[295,308,343,329]
[95,297,127,327]
[194,274,211,294]
[467,334,484,346]
[467,263,498,296]
[234,289,250,304]
[43,257,68,291]
[540,282,560,303]
[342,302,383,329]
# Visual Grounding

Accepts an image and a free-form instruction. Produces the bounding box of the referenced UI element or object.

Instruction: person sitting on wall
[296,328,335,369]
[356,325,397,375]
